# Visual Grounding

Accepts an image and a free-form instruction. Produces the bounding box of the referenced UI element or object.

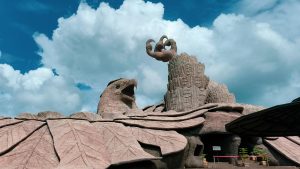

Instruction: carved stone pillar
[165,53,209,111]
[184,136,204,168]
[223,135,241,165]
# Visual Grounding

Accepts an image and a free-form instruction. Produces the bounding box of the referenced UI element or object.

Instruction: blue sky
[0,0,237,72]
[0,0,300,116]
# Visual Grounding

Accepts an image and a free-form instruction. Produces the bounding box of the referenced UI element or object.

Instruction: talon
[146,35,177,62]
[155,35,168,52]
[164,39,177,54]
[146,39,155,56]
[159,35,168,42]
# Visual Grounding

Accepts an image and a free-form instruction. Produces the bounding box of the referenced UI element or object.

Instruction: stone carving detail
[37,111,64,120]
[0,125,59,169]
[0,118,22,128]
[165,53,209,111]
[129,127,187,155]
[146,103,217,116]
[93,122,157,164]
[116,116,205,130]
[184,136,204,168]
[0,33,298,168]
[205,80,236,104]
[97,78,138,119]
[223,135,241,165]
[199,112,241,134]
[70,112,103,121]
[146,35,177,62]
[47,119,110,169]
[240,103,265,115]
[130,109,207,121]
[16,111,64,120]
[46,119,158,169]
[16,112,39,120]
[0,120,44,154]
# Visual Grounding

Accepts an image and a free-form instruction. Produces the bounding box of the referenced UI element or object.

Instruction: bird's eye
[116,84,120,89]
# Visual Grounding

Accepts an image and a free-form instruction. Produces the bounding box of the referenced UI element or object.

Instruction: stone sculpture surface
[0,35,299,169]
[0,125,59,169]
[146,35,177,62]
[145,35,300,167]
[0,77,265,169]
[97,78,138,119]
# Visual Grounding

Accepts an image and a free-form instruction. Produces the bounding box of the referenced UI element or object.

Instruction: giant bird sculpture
[0,35,299,169]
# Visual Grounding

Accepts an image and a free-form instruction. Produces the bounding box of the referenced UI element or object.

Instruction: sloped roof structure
[226,99,300,136]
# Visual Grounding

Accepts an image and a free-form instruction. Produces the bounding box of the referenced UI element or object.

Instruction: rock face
[165,53,209,111]
[0,125,59,169]
[206,80,236,103]
[164,54,236,111]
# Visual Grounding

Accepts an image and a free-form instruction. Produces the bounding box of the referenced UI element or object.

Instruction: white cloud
[0,64,81,116]
[32,0,300,111]
[0,0,299,117]
[33,0,215,109]
[236,0,279,16]
[237,0,300,40]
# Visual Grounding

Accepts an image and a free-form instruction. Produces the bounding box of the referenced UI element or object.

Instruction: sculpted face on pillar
[97,78,138,119]
[146,35,177,62]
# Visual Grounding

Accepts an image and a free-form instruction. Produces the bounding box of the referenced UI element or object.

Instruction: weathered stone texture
[205,80,236,104]
[16,111,64,120]
[0,118,22,128]
[129,127,187,155]
[131,109,207,121]
[37,111,64,120]
[0,125,59,169]
[93,122,157,164]
[184,136,204,168]
[47,119,111,169]
[240,103,265,115]
[165,53,209,111]
[0,120,44,154]
[97,79,138,119]
[16,112,38,120]
[199,112,241,134]
[116,116,205,130]
[69,112,103,121]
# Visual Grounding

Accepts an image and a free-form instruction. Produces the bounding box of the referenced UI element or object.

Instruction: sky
[0,0,300,116]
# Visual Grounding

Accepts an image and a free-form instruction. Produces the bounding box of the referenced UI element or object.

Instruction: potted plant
[239,148,249,167]
[260,153,268,166]
[251,146,262,161]
[249,152,257,161]
[252,146,268,166]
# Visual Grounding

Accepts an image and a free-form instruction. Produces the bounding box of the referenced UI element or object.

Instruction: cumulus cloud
[0,64,81,116]
[236,0,280,16]
[209,13,300,105]
[32,0,300,111]
[0,0,299,116]
[237,0,300,40]
[33,0,216,109]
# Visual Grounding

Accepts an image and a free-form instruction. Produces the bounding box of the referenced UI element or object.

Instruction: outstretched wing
[0,112,160,169]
